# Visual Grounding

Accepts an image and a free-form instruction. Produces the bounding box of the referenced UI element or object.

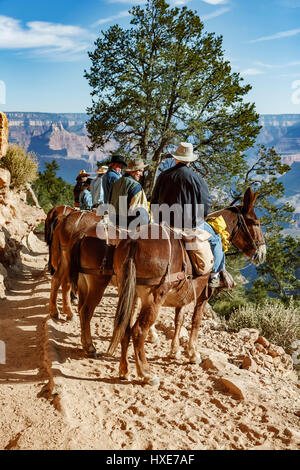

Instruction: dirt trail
[0,235,299,450]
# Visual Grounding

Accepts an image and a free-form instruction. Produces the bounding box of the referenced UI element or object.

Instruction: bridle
[229,206,265,253]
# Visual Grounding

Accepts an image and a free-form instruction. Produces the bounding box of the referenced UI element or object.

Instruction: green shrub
[225,299,300,350]
[213,297,249,320]
[32,160,74,213]
[0,144,38,189]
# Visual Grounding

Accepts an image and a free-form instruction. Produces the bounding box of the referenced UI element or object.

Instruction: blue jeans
[197,222,225,273]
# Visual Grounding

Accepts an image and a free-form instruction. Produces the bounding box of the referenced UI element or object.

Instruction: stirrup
[208,273,221,288]
[209,270,236,290]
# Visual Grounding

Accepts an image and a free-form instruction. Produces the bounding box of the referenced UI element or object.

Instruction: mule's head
[232,188,266,265]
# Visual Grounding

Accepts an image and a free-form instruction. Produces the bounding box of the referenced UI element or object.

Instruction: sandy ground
[0,235,299,450]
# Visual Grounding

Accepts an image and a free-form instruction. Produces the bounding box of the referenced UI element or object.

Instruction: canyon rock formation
[0,112,45,299]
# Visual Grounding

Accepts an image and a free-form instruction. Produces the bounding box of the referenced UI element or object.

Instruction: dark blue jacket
[151,163,211,229]
[102,168,121,203]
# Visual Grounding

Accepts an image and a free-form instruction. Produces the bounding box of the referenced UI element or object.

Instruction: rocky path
[0,235,299,450]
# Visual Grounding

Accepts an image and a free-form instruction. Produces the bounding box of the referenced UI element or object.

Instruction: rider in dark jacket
[151,142,230,288]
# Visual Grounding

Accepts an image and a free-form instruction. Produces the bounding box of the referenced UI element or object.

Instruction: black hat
[109,155,127,166]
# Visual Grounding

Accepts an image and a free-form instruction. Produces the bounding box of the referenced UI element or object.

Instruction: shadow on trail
[0,272,50,384]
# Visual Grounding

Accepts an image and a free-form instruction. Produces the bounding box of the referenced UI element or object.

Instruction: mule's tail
[107,241,137,356]
[69,235,83,294]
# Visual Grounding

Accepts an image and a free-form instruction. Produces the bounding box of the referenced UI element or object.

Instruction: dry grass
[0,144,38,189]
[225,300,300,350]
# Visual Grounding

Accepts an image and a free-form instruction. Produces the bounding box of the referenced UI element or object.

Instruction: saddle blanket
[96,221,214,276]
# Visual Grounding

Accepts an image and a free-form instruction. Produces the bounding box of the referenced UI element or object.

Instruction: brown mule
[108,188,266,386]
[67,223,160,357]
[45,205,75,273]
[68,226,115,357]
[49,210,101,320]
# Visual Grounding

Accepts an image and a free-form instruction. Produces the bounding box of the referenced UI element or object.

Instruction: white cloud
[107,0,189,4]
[201,0,227,4]
[107,0,145,4]
[201,7,230,20]
[241,68,264,76]
[94,1,192,26]
[172,0,189,4]
[281,72,300,78]
[248,28,300,43]
[0,15,91,59]
[92,10,130,27]
[255,61,300,69]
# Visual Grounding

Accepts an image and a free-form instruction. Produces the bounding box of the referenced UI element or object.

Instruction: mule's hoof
[49,312,59,320]
[86,350,98,359]
[145,376,160,387]
[169,350,181,360]
[119,375,129,381]
[175,351,182,360]
[189,353,201,365]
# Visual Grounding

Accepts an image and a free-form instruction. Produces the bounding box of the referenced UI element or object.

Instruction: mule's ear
[242,187,258,213]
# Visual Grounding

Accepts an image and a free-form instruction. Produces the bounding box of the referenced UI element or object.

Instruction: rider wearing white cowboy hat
[152,142,210,226]
[171,142,199,163]
[151,141,232,288]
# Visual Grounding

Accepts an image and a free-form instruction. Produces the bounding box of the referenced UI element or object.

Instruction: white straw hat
[126,158,149,172]
[172,142,198,162]
[96,165,108,174]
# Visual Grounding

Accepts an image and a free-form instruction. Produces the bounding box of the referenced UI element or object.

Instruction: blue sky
[0,0,300,115]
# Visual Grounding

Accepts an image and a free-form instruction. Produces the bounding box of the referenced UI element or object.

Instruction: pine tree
[249,233,300,302]
[85,0,260,196]
[32,160,74,213]
[84,0,299,304]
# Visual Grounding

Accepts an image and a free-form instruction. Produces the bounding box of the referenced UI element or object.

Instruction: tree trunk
[25,183,41,208]
[144,139,169,198]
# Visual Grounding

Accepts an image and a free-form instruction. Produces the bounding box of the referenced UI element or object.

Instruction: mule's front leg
[186,301,206,364]
[170,306,185,360]
[79,279,107,357]
[79,303,97,357]
[119,326,131,380]
[61,275,74,320]
[131,305,160,386]
[49,269,61,319]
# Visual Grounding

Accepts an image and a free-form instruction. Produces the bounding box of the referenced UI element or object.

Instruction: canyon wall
[0,112,45,298]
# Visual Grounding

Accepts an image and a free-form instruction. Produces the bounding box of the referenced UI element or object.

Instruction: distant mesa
[5,111,300,183]
[258,114,300,167]
[6,112,116,183]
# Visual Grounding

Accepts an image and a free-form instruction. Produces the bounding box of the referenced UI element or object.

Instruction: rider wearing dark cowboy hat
[102,155,128,203]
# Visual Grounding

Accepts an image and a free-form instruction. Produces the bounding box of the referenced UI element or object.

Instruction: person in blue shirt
[102,155,127,203]
[90,165,108,208]
[79,178,93,210]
